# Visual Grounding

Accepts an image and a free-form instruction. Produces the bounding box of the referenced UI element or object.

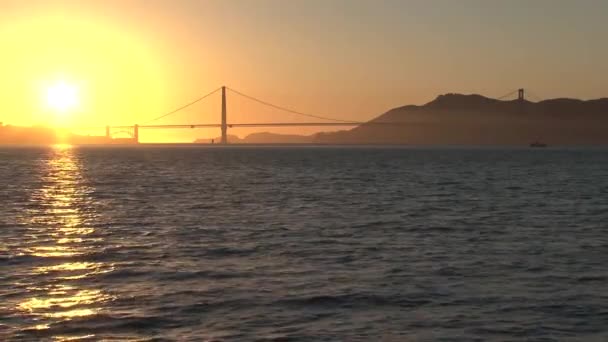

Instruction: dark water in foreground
[0,145,607,341]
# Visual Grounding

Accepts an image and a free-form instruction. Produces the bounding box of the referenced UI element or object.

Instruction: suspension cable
[143,87,222,124]
[227,87,360,123]
[525,89,544,102]
[496,89,519,100]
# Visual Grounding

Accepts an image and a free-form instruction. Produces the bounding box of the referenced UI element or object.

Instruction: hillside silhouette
[4,93,608,145]
[197,132,314,144]
[0,124,58,144]
[0,123,132,145]
[313,94,608,145]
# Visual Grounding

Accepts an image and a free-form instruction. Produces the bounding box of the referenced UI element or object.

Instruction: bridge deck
[76,122,408,130]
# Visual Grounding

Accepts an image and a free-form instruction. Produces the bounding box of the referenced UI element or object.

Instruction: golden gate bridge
[92,86,538,144]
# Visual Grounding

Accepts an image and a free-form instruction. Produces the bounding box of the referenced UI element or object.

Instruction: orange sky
[1,0,607,142]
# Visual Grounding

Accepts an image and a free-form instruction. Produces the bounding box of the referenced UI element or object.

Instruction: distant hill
[196,132,314,144]
[313,94,608,145]
[0,124,58,144]
[195,94,608,145]
[0,123,133,145]
[4,94,608,146]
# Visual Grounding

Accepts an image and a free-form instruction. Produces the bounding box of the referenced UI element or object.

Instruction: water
[1,145,607,341]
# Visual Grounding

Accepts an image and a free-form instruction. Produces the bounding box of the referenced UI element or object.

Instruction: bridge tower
[517,88,527,114]
[105,125,110,140]
[134,124,139,144]
[518,88,525,101]
[221,86,228,144]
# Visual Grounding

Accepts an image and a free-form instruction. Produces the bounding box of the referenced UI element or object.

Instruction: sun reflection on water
[18,287,110,318]
[16,145,112,336]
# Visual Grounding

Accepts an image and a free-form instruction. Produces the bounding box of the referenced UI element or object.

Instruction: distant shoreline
[2,143,608,149]
[3,92,608,145]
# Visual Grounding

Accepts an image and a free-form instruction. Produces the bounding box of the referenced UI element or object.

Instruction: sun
[46,81,79,114]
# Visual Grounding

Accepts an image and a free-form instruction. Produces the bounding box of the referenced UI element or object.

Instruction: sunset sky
[0,0,607,142]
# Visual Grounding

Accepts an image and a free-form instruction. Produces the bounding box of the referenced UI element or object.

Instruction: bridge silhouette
[96,86,537,144]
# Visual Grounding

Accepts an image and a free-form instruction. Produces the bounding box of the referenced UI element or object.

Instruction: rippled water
[1,145,607,341]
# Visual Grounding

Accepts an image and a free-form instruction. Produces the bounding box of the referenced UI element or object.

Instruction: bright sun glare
[46,81,79,114]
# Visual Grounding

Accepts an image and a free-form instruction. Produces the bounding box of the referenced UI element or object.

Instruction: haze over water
[1,145,606,341]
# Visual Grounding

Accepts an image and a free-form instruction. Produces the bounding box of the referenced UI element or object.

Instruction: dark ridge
[314,93,608,145]
[3,93,608,145]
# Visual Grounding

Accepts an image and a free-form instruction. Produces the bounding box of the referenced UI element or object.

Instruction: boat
[530,141,547,148]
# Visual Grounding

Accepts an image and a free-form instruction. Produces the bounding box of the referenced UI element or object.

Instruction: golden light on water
[24,245,80,258]
[34,262,111,281]
[16,145,113,334]
[18,287,109,318]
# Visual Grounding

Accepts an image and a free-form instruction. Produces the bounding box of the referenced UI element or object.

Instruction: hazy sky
[1,0,607,141]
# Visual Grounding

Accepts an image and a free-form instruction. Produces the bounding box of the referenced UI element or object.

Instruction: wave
[17,313,180,339]
[276,293,431,309]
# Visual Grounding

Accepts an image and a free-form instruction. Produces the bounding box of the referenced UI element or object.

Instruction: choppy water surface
[0,145,607,341]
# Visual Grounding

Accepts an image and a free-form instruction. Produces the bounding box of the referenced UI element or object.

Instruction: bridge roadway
[107,122,368,129]
[83,85,527,143]
[75,121,405,143]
